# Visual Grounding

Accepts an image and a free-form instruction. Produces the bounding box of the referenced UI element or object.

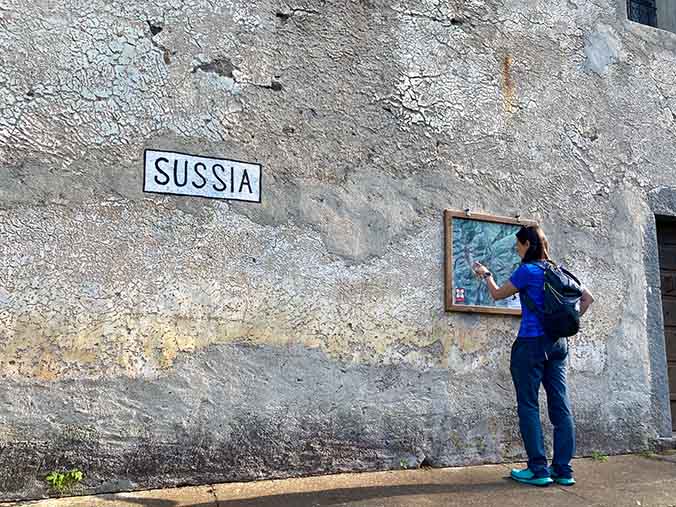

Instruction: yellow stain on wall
[457,326,485,353]
[35,352,59,381]
[0,308,517,381]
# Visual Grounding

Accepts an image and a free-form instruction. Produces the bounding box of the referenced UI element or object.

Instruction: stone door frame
[647,187,676,437]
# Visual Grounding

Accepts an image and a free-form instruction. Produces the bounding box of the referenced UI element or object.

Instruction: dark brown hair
[516,224,551,263]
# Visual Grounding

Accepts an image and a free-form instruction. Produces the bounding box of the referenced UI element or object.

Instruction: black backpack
[520,261,583,340]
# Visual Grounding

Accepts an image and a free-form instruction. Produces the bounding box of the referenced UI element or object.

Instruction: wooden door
[657,219,676,431]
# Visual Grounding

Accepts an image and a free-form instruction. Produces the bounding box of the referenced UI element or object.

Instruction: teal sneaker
[548,466,576,486]
[510,468,553,487]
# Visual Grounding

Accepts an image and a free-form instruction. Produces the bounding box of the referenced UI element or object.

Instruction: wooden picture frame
[444,209,537,315]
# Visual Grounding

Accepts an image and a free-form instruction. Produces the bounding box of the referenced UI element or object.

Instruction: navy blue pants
[510,337,576,479]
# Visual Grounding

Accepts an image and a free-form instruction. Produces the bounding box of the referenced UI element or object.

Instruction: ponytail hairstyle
[516,224,551,264]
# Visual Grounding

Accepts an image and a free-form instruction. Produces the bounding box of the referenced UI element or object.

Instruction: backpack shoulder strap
[520,289,543,317]
[519,262,545,319]
[559,266,581,285]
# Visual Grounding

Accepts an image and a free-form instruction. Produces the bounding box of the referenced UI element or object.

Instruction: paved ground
[4,453,676,507]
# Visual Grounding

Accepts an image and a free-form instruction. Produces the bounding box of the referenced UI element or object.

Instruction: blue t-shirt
[509,262,545,339]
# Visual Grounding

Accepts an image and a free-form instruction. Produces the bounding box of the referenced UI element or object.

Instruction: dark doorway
[657,217,676,431]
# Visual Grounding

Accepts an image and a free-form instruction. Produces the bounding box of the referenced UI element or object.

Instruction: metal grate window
[628,0,658,27]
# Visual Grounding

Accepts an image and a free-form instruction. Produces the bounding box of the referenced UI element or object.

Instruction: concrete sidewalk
[4,453,676,507]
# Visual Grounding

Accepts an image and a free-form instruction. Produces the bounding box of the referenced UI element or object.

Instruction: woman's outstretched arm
[473,262,519,301]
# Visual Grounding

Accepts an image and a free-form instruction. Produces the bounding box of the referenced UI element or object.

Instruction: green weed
[45,469,84,493]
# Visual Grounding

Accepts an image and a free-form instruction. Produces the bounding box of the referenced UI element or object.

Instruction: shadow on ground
[105,477,517,507]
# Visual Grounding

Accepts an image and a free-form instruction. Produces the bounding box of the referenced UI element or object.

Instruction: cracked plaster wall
[1,0,676,500]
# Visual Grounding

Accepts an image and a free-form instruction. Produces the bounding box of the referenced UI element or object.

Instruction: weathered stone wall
[656,0,676,34]
[1,0,675,500]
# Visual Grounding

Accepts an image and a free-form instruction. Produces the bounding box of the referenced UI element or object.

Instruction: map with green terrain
[452,217,522,309]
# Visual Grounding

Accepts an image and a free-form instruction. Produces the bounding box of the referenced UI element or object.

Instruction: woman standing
[472,225,594,487]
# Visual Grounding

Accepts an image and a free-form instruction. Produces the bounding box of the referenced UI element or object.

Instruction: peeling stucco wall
[1,0,675,500]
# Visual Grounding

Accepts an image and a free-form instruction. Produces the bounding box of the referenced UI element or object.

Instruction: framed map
[444,210,536,314]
